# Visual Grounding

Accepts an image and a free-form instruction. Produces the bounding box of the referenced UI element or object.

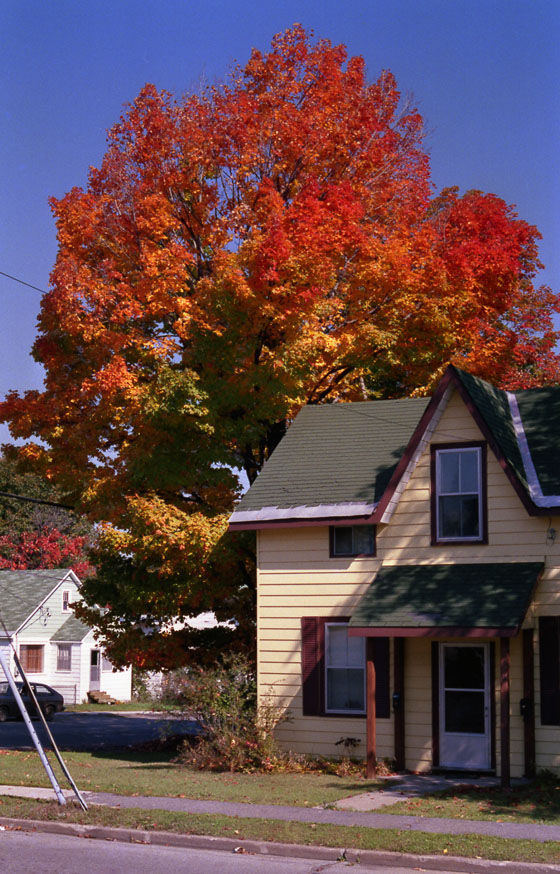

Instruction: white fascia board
[507,392,560,508]
[230,501,376,524]
[379,383,453,525]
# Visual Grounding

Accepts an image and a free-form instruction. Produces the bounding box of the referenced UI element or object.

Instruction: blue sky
[1,0,559,444]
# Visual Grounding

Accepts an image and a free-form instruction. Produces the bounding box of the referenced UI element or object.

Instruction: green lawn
[0,750,380,807]
[386,775,560,825]
[0,796,559,865]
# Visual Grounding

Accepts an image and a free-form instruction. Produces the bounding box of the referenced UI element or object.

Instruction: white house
[0,568,131,704]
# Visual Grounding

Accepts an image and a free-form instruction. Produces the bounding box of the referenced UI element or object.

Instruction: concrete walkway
[1,776,560,844]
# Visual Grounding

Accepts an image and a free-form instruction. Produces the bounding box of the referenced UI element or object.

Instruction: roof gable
[0,569,78,633]
[229,365,560,529]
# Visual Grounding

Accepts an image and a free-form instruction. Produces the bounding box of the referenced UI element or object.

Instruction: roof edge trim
[230,501,376,526]
[507,392,560,507]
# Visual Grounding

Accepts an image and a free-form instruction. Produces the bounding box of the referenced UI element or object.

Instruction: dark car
[0,681,65,722]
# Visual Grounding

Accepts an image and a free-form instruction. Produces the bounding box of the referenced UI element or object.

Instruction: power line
[0,270,47,295]
[0,491,74,510]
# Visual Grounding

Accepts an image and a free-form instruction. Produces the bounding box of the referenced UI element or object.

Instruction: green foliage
[0,453,87,538]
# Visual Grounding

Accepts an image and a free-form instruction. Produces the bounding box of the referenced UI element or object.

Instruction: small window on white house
[435,447,483,541]
[102,653,113,672]
[57,644,72,672]
[19,645,44,673]
[62,591,70,612]
[325,623,365,714]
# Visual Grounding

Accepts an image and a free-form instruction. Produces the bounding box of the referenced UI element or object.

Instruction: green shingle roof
[349,563,542,632]
[516,387,560,496]
[230,366,560,526]
[51,615,90,642]
[0,569,72,633]
[232,397,430,518]
[454,369,529,492]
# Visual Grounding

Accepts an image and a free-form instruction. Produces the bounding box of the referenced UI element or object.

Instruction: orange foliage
[1,27,558,666]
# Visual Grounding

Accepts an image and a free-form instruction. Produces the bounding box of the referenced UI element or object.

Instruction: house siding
[257,389,560,776]
[0,573,132,704]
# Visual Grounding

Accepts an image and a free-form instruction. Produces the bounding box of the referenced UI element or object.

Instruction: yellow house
[229,366,560,785]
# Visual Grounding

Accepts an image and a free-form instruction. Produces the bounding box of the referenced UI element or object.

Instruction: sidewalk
[2,778,560,844]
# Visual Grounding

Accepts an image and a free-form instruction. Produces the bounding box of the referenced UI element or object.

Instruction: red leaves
[0,528,92,577]
[0,26,558,667]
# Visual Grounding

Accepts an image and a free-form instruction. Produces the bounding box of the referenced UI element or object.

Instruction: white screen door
[439,643,491,770]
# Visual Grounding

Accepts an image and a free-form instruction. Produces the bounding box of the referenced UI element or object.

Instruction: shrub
[165,653,287,772]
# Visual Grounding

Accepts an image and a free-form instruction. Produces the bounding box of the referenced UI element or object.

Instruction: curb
[1,817,559,874]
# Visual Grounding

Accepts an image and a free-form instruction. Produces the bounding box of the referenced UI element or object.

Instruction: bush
[164,654,287,772]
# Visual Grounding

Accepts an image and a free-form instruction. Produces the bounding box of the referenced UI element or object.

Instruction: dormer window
[432,444,487,544]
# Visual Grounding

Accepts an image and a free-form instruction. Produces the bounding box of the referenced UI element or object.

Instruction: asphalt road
[0,710,198,751]
[0,830,472,874]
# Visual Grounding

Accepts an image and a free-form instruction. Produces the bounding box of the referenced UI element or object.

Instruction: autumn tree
[0,454,93,576]
[1,26,558,668]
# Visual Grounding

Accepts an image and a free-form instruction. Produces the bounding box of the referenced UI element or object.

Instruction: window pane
[460,451,479,492]
[326,668,365,711]
[333,528,353,555]
[346,634,365,667]
[353,526,374,555]
[439,452,460,493]
[102,654,113,671]
[34,685,51,695]
[326,626,348,665]
[461,495,480,537]
[439,495,462,538]
[444,646,485,689]
[445,691,485,733]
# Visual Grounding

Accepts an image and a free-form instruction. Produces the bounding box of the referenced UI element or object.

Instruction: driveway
[0,710,199,751]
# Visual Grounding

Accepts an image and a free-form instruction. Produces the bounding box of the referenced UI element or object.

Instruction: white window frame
[62,590,71,612]
[435,446,483,542]
[324,622,366,715]
[56,644,72,672]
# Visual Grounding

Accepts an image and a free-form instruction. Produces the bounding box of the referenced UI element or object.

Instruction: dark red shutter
[539,617,560,725]
[301,617,324,715]
[373,637,390,719]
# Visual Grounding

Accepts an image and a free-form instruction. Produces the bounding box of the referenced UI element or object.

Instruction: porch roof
[51,615,90,642]
[348,562,542,638]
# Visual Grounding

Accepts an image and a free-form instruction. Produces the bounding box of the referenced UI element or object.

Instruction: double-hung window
[325,623,365,714]
[433,444,486,543]
[57,644,72,672]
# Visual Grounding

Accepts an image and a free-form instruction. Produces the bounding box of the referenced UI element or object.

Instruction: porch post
[522,629,536,778]
[366,637,377,778]
[393,638,405,771]
[500,637,511,789]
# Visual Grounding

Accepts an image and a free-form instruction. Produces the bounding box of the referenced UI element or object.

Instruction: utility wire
[0,491,74,510]
[0,270,47,295]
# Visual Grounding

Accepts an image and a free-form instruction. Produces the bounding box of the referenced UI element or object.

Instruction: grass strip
[1,796,560,865]
[386,775,560,825]
[0,750,380,807]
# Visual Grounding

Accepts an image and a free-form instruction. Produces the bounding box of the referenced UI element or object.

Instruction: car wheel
[0,706,8,722]
[43,705,55,722]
